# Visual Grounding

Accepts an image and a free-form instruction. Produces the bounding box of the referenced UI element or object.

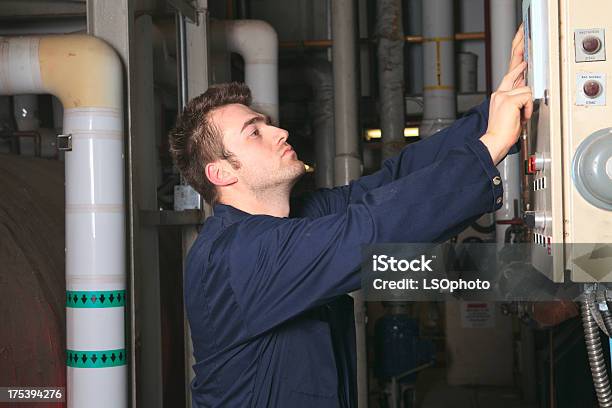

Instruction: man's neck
[219,187,291,218]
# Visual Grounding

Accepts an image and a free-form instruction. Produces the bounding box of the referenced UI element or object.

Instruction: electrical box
[521,0,612,282]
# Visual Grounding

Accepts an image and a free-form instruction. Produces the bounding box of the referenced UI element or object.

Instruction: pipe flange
[572,127,612,211]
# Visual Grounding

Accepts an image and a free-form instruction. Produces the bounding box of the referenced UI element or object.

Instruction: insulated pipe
[377,0,405,159]
[490,0,520,246]
[332,0,361,184]
[331,1,365,407]
[0,35,125,408]
[223,20,279,124]
[420,0,456,138]
[304,59,335,188]
[404,0,423,95]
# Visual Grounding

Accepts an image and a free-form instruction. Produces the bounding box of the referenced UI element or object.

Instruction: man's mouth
[282,146,295,157]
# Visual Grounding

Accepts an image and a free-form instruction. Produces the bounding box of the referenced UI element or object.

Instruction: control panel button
[576,73,606,106]
[583,80,602,98]
[575,28,606,63]
[525,153,546,174]
[582,36,602,54]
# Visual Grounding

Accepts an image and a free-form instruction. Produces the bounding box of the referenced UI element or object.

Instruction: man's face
[211,103,305,193]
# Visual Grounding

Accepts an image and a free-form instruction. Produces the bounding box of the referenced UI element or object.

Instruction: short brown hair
[168,82,251,205]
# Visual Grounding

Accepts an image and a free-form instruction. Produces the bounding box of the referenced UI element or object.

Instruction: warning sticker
[460,301,495,328]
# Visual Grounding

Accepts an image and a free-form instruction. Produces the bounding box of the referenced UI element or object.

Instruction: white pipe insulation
[0,35,126,408]
[490,0,520,245]
[223,20,279,124]
[420,0,456,138]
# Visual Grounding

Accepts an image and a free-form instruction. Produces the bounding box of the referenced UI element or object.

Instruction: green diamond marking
[66,348,127,368]
[66,290,126,308]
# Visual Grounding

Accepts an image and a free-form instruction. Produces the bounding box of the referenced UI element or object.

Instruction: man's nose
[274,127,289,145]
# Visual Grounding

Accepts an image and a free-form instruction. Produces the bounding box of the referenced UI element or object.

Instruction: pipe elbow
[39,35,122,109]
[225,20,278,63]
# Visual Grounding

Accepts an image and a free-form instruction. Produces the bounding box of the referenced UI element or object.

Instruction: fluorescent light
[365,127,419,141]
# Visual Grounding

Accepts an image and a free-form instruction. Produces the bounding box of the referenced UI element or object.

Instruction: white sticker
[460,301,495,328]
[575,28,606,63]
[576,73,606,106]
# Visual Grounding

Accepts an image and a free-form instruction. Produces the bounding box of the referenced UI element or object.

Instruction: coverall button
[493,176,501,186]
[496,197,503,204]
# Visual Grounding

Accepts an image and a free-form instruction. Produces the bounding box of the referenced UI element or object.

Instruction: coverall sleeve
[292,99,491,218]
[227,139,503,337]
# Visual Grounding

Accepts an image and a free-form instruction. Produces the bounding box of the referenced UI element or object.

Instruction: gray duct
[304,59,335,189]
[377,0,405,159]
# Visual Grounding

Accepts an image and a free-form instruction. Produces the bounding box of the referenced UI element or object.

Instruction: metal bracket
[167,0,197,23]
[140,209,204,226]
[57,134,72,151]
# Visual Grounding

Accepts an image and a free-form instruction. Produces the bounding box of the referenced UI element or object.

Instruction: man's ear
[205,161,238,187]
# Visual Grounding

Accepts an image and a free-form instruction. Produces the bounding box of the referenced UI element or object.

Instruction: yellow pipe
[39,35,122,108]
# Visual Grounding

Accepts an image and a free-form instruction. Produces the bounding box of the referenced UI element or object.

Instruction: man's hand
[506,23,525,88]
[481,24,533,165]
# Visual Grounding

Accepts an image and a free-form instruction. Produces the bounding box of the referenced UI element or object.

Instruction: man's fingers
[506,85,531,96]
[523,97,534,122]
[508,24,526,75]
[499,61,527,91]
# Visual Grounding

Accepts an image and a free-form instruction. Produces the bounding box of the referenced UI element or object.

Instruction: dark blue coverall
[185,99,505,407]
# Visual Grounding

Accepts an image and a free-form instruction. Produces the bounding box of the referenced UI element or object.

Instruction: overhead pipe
[377,0,405,159]
[278,32,486,49]
[490,0,521,246]
[0,35,126,407]
[304,59,335,188]
[331,1,365,406]
[223,20,279,124]
[420,0,456,138]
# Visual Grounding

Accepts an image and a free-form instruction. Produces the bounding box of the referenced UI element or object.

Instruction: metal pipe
[304,59,335,188]
[581,296,612,407]
[332,0,361,184]
[490,0,521,247]
[404,0,423,95]
[377,0,405,160]
[176,11,188,110]
[279,32,486,49]
[420,0,456,138]
[0,35,126,408]
[331,1,365,406]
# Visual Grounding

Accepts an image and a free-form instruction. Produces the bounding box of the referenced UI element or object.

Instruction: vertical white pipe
[490,0,519,245]
[224,20,279,124]
[0,35,126,408]
[331,1,366,406]
[64,108,126,408]
[421,0,456,138]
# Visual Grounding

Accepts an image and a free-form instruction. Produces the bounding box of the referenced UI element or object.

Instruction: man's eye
[250,129,260,137]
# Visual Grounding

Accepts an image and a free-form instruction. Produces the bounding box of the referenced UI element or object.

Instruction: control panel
[521,0,612,282]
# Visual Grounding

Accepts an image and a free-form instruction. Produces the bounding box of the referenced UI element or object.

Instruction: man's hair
[168,82,251,205]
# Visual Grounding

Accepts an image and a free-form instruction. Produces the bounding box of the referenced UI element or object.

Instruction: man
[169,28,531,407]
